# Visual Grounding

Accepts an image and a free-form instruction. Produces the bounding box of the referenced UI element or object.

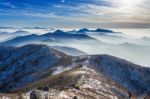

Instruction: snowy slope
[0,44,149,98]
[81,55,150,96]
[3,67,132,99]
[0,44,72,92]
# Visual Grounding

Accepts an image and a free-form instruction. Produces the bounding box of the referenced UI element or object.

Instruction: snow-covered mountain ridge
[0,44,72,92]
[0,44,149,98]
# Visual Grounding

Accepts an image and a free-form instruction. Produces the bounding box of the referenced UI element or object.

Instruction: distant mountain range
[77,28,115,33]
[0,44,149,98]
[0,30,98,46]
[42,30,96,40]
[0,27,15,29]
[0,31,30,36]
[0,31,30,42]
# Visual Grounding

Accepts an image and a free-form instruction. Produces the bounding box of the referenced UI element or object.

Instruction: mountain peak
[94,28,114,33]
[76,28,115,34]
[53,30,65,34]
[77,28,90,33]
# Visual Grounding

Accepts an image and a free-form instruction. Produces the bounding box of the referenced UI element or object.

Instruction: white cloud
[71,0,150,23]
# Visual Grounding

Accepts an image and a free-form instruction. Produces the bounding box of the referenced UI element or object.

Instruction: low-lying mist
[49,40,150,67]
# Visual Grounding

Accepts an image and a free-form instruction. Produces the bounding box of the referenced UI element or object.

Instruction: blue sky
[0,0,150,28]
